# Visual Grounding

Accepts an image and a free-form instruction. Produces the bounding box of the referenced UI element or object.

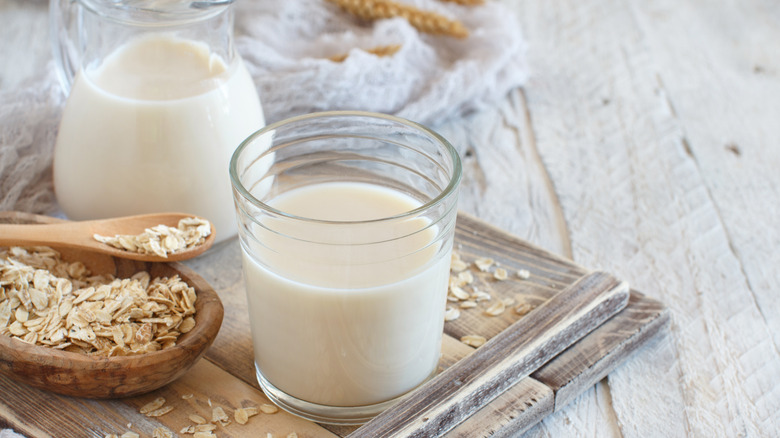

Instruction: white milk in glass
[241,182,451,407]
[54,35,265,242]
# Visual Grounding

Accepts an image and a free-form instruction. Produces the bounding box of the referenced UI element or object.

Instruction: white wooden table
[1,0,778,436]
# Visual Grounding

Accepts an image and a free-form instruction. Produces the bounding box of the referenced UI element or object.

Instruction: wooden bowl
[0,212,224,398]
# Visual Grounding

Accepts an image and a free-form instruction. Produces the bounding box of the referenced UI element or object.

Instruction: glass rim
[229,110,463,226]
[78,0,232,26]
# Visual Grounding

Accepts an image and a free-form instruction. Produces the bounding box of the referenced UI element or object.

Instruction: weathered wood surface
[498,0,780,436]
[0,358,338,438]
[531,290,670,412]
[2,0,779,436]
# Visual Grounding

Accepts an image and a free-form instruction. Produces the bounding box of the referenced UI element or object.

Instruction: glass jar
[50,0,265,243]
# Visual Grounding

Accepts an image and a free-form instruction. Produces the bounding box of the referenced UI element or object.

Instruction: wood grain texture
[512,0,780,435]
[626,3,780,435]
[437,334,557,438]
[350,272,630,437]
[447,376,554,438]
[0,358,338,438]
[629,0,780,355]
[435,96,572,259]
[445,290,669,437]
[532,291,671,411]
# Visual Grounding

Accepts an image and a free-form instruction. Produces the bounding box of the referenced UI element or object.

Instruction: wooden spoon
[0,212,216,262]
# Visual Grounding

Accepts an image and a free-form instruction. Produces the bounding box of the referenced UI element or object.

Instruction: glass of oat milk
[230,111,462,424]
[50,0,265,243]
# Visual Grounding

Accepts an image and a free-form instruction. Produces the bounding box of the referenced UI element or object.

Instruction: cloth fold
[236,0,528,124]
[0,69,64,214]
[0,0,527,215]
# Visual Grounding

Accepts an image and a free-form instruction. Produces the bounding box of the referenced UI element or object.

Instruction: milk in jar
[241,182,452,407]
[54,34,265,242]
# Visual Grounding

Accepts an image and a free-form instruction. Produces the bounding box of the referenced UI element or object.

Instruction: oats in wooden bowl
[0,212,224,398]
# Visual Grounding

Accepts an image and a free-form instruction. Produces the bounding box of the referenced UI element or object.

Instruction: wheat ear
[327,0,469,38]
[437,0,485,5]
[329,44,403,62]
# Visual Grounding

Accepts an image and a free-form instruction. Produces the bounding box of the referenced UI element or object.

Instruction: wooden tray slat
[349,272,630,437]
[532,290,671,411]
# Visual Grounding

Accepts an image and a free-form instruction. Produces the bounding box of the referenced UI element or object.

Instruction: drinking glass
[230,111,461,424]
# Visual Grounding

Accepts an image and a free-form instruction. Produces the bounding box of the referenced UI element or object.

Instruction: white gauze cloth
[0,0,527,214]
[236,0,528,124]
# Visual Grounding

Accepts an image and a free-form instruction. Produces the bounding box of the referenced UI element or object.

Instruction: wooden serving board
[0,213,669,437]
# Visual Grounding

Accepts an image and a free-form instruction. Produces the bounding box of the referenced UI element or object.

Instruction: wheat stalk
[327,0,469,38]
[438,0,484,5]
[329,44,403,62]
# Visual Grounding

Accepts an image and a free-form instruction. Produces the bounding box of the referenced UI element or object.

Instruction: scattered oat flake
[121,433,140,438]
[243,406,260,417]
[193,432,217,438]
[502,297,516,306]
[260,403,280,414]
[189,414,207,424]
[472,290,492,302]
[444,307,460,322]
[449,285,470,301]
[146,406,174,417]
[235,408,250,425]
[139,397,166,414]
[459,300,477,309]
[450,259,469,272]
[517,269,531,279]
[493,267,508,280]
[287,433,299,438]
[212,406,229,423]
[474,257,494,272]
[457,270,474,285]
[152,427,174,438]
[484,300,506,316]
[515,303,535,316]
[182,393,194,399]
[461,334,487,348]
